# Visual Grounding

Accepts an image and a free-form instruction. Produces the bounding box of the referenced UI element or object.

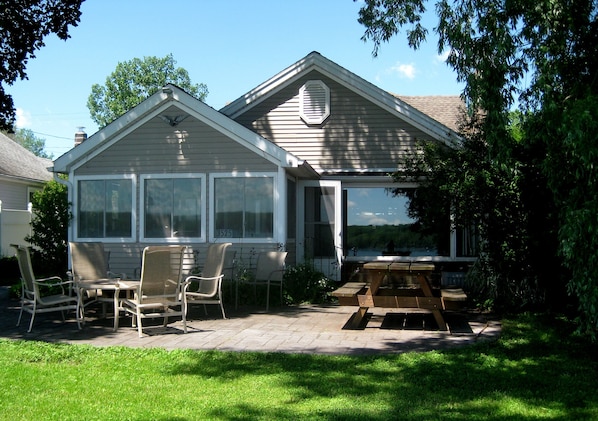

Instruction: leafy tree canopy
[87,54,208,127]
[4,128,52,159]
[0,0,84,132]
[357,0,598,339]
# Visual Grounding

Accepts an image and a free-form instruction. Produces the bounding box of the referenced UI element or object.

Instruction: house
[0,132,53,256]
[53,52,474,280]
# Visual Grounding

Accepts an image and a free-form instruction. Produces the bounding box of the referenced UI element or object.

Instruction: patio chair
[11,244,79,332]
[250,251,287,311]
[122,245,187,337]
[222,248,237,302]
[184,243,231,319]
[69,242,121,315]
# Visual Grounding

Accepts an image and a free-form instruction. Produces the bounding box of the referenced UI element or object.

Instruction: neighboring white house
[0,132,53,257]
[53,52,474,280]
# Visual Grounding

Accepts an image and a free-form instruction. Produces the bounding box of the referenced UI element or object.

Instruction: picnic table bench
[332,262,467,331]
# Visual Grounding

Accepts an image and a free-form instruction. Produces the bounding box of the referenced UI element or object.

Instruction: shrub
[0,256,20,286]
[25,179,71,276]
[283,262,336,305]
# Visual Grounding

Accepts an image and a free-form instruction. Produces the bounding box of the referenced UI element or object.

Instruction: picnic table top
[362,262,436,272]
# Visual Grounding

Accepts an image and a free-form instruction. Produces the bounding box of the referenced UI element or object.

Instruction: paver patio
[0,287,500,355]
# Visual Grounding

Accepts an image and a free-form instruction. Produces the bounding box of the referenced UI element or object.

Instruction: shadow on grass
[166,313,598,420]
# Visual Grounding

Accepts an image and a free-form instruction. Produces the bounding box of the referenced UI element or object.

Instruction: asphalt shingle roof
[395,95,465,133]
[0,132,53,182]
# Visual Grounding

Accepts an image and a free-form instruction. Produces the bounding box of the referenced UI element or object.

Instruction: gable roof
[53,85,314,176]
[220,51,461,146]
[0,132,53,183]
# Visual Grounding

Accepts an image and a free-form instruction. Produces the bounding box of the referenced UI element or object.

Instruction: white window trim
[74,174,137,242]
[140,173,206,243]
[209,172,279,243]
[26,187,41,204]
[299,80,330,125]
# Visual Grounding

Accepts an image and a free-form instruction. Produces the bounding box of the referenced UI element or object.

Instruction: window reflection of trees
[214,177,274,239]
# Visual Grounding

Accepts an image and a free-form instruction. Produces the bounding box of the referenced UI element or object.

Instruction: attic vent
[299,80,330,125]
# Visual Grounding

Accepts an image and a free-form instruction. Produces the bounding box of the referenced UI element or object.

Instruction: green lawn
[0,313,596,420]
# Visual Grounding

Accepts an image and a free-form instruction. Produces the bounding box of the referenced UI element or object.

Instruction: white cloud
[15,108,31,128]
[390,62,416,79]
[435,50,450,63]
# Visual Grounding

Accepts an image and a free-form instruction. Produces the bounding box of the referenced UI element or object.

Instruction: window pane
[214,177,274,239]
[345,188,442,256]
[173,178,201,237]
[214,178,243,238]
[105,180,132,237]
[304,186,336,258]
[79,179,132,238]
[79,180,104,238]
[145,179,172,238]
[244,177,273,238]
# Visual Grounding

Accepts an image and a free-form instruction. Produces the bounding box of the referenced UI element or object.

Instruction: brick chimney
[74,127,87,146]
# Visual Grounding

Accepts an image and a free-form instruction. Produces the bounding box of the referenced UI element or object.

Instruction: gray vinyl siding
[71,111,282,274]
[234,71,436,174]
[103,242,288,280]
[74,110,276,176]
[0,179,38,210]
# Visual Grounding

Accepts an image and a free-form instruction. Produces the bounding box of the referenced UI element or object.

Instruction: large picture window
[213,175,274,239]
[344,187,445,257]
[142,175,205,241]
[77,177,133,239]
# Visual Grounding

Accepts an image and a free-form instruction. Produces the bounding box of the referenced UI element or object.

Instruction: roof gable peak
[53,84,304,174]
[221,52,460,145]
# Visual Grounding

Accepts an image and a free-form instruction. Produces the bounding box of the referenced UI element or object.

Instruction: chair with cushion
[11,244,79,332]
[122,245,187,337]
[184,243,231,319]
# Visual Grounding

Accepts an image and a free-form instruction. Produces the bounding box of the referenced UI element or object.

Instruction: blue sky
[8,0,463,158]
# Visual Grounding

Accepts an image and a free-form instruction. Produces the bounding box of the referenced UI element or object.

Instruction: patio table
[76,279,140,331]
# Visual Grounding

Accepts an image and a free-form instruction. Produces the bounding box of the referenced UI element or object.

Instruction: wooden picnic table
[333,262,467,331]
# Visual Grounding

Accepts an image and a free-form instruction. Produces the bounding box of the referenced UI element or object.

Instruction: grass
[0,313,596,420]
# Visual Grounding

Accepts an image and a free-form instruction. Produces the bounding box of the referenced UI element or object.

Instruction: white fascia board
[221,52,461,147]
[175,90,304,169]
[0,173,46,186]
[220,52,320,118]
[54,84,304,174]
[311,59,460,145]
[53,88,173,173]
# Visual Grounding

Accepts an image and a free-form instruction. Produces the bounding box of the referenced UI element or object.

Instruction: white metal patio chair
[11,244,79,332]
[121,245,187,337]
[184,243,231,319]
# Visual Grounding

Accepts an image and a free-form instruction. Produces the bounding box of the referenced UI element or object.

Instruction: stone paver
[0,287,500,355]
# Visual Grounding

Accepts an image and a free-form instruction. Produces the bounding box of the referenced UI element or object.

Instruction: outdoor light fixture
[159,114,188,127]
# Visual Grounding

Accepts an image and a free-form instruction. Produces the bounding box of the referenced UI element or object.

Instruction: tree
[0,0,84,132]
[357,0,598,339]
[25,179,70,276]
[394,111,559,311]
[87,54,208,127]
[5,128,53,159]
